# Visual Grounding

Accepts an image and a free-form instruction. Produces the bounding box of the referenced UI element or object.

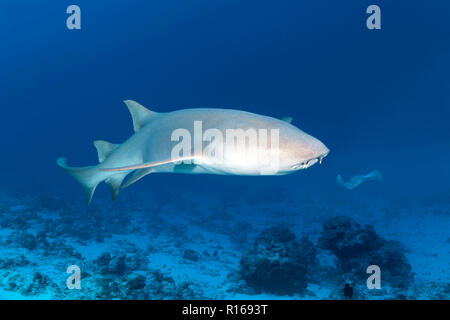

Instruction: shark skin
[57,100,329,203]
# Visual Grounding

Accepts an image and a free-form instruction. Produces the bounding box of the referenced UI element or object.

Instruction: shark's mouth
[292,152,329,170]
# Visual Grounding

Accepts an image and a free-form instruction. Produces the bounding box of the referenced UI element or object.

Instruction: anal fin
[105,173,128,200]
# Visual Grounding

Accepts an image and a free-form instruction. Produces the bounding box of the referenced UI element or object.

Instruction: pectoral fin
[280,116,293,124]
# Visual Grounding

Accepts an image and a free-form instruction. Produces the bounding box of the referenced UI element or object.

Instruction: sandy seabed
[0,187,448,300]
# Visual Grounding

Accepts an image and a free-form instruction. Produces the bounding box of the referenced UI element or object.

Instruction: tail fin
[57,157,110,204]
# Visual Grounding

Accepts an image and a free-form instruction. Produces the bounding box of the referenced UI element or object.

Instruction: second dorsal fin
[124,100,158,132]
[93,140,119,163]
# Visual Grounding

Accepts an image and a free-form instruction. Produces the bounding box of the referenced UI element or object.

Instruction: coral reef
[318,216,413,289]
[0,190,447,300]
[239,225,316,295]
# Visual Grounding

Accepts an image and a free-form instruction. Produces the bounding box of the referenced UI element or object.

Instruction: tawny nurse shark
[57,100,329,203]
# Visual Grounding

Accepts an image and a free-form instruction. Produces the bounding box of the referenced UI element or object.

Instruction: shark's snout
[291,139,329,170]
[292,149,328,170]
[314,143,329,166]
[319,147,330,163]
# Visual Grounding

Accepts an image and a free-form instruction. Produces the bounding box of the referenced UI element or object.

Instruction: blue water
[0,1,449,299]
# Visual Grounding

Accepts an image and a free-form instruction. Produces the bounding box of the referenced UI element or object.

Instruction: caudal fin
[57,157,110,204]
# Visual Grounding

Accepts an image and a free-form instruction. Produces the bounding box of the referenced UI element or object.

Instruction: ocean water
[0,0,449,299]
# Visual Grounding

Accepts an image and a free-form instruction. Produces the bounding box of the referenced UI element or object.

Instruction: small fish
[336,170,383,190]
[57,100,329,203]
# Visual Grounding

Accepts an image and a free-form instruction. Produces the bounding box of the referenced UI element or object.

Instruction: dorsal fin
[123,100,158,132]
[93,140,119,163]
[281,116,293,124]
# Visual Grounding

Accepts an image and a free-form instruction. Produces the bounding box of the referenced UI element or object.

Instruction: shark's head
[217,119,330,176]
[275,124,329,174]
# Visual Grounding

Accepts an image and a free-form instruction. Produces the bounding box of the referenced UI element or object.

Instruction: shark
[57,100,329,203]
